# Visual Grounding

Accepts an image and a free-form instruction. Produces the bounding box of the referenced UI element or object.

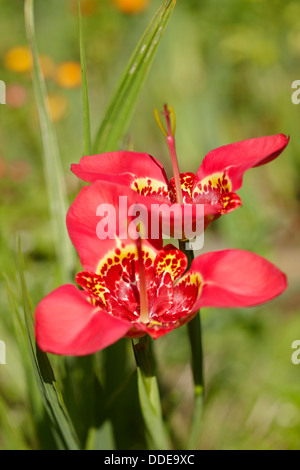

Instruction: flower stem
[154,104,183,205]
[132,335,170,450]
[179,240,205,449]
[186,314,204,449]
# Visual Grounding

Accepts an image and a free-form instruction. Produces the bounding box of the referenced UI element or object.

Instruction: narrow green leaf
[100,340,139,450]
[24,0,74,283]
[78,0,92,155]
[4,273,43,418]
[16,240,80,450]
[133,336,170,450]
[85,421,115,451]
[93,0,177,153]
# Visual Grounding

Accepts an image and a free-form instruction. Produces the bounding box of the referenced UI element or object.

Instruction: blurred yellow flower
[47,93,68,122]
[55,62,82,88]
[4,46,32,73]
[112,0,149,14]
[4,46,57,80]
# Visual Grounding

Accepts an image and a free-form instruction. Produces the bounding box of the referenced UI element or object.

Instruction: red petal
[76,271,108,308]
[191,250,287,309]
[218,192,243,214]
[131,311,199,340]
[154,244,188,281]
[35,285,130,356]
[66,181,162,272]
[161,271,202,321]
[149,271,174,317]
[197,134,289,191]
[131,320,176,340]
[71,151,169,187]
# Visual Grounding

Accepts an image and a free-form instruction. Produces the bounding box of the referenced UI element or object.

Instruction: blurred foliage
[0,0,299,450]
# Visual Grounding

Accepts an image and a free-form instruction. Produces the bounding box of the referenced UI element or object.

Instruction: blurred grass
[0,0,300,450]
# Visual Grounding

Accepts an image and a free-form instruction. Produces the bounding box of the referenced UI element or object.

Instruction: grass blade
[24,0,74,283]
[93,0,177,153]
[78,0,92,155]
[4,273,43,418]
[133,336,170,450]
[16,240,80,450]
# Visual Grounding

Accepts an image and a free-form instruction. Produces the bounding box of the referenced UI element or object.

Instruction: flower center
[169,172,195,204]
[75,243,203,336]
[77,243,156,323]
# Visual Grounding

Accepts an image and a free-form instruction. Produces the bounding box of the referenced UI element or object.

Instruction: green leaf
[4,273,43,419]
[93,0,177,153]
[16,239,80,450]
[85,420,115,451]
[78,0,92,156]
[133,336,170,450]
[24,0,75,284]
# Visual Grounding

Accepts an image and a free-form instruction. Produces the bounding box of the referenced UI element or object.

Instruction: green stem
[186,314,204,449]
[179,240,205,449]
[132,336,170,450]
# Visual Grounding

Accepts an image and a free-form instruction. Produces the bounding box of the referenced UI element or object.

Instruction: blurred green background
[0,0,300,450]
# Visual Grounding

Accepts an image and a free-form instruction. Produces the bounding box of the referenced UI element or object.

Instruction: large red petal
[35,285,131,356]
[66,181,162,272]
[197,134,289,191]
[191,249,287,309]
[71,151,169,186]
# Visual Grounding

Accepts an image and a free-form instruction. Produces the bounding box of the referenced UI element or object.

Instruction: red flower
[71,134,289,233]
[35,181,287,356]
